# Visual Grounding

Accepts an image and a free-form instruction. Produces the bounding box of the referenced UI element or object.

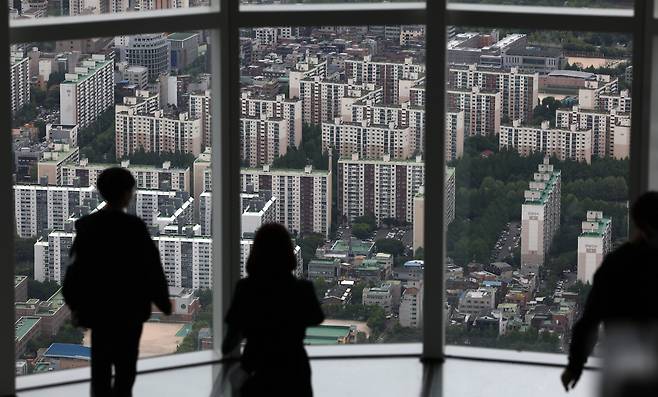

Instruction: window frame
[2,0,656,394]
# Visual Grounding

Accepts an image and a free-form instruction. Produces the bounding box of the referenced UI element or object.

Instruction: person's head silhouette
[632,191,658,241]
[97,167,136,210]
[246,222,297,278]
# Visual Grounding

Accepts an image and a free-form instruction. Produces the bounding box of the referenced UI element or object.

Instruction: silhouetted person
[63,167,172,397]
[562,192,658,394]
[222,223,324,397]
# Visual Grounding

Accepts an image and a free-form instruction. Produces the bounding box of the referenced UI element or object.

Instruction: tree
[27,280,60,301]
[414,247,424,260]
[353,214,377,231]
[375,238,405,257]
[351,223,372,240]
[366,306,386,333]
[297,233,325,266]
[197,289,213,308]
[53,321,84,344]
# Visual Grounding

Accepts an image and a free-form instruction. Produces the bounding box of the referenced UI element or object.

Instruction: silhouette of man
[63,167,172,397]
[222,223,324,397]
[562,192,658,393]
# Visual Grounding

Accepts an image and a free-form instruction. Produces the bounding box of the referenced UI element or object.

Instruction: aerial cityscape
[10,1,632,377]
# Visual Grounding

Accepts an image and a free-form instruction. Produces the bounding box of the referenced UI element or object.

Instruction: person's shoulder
[295,279,316,293]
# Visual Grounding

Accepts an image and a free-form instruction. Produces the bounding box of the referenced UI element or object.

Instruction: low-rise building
[399,282,423,328]
[458,288,496,316]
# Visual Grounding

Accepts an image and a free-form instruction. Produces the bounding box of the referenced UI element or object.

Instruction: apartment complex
[521,158,562,275]
[344,56,424,104]
[299,77,383,125]
[350,101,425,154]
[154,232,212,290]
[321,119,412,160]
[446,86,501,136]
[37,144,81,186]
[500,120,593,164]
[412,167,456,252]
[240,91,302,149]
[59,55,114,129]
[577,211,612,284]
[555,106,631,159]
[115,94,202,159]
[10,52,30,114]
[289,56,328,98]
[448,64,539,124]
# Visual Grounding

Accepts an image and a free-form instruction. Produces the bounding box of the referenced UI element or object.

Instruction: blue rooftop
[44,343,91,360]
[404,260,424,269]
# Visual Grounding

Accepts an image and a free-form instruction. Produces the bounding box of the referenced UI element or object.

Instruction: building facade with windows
[10,52,30,115]
[321,119,412,160]
[577,211,612,285]
[446,86,501,136]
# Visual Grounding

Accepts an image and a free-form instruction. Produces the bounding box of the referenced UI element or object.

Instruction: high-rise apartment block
[599,89,632,113]
[577,211,612,284]
[11,52,30,114]
[240,165,332,237]
[577,78,619,111]
[239,116,289,167]
[345,56,424,104]
[299,78,383,125]
[189,90,212,149]
[350,101,425,155]
[321,119,412,160]
[445,111,465,161]
[37,144,81,185]
[59,55,114,129]
[240,91,302,149]
[154,232,212,290]
[446,86,501,136]
[337,154,424,225]
[14,185,99,238]
[555,106,630,159]
[411,167,456,252]
[500,120,592,164]
[289,56,328,98]
[521,158,561,275]
[115,93,202,159]
[448,64,539,124]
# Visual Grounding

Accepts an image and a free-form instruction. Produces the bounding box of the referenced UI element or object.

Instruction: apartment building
[399,281,423,328]
[448,64,539,124]
[445,111,465,161]
[411,167,456,252]
[289,55,328,98]
[60,158,190,193]
[321,119,412,160]
[155,232,212,290]
[521,158,561,275]
[59,55,114,129]
[500,120,593,164]
[115,34,171,81]
[337,154,423,225]
[299,77,383,125]
[555,106,631,159]
[10,52,30,114]
[345,56,424,104]
[37,144,81,185]
[577,77,618,110]
[240,165,332,237]
[189,90,212,149]
[239,116,289,167]
[577,211,612,284]
[599,89,632,113]
[240,91,302,149]
[115,97,202,159]
[446,86,501,136]
[14,185,99,238]
[363,283,395,314]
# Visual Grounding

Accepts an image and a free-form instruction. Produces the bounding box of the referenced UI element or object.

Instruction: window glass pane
[9,0,209,20]
[445,28,632,353]
[230,25,426,344]
[449,0,633,9]
[12,30,213,377]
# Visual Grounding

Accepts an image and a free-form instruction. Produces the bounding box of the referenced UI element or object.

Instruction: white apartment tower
[411,167,456,252]
[399,281,423,328]
[299,78,383,125]
[577,211,612,284]
[189,90,212,149]
[500,120,593,164]
[60,55,114,129]
[344,56,425,104]
[322,119,412,160]
[11,52,30,114]
[521,158,561,275]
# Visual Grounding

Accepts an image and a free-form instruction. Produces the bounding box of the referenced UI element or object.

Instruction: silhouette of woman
[222,223,324,397]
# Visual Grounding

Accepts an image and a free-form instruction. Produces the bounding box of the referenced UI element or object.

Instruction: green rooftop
[15,275,27,287]
[304,325,352,345]
[15,317,40,341]
[63,57,113,84]
[331,239,374,256]
[524,170,561,206]
[580,217,612,238]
